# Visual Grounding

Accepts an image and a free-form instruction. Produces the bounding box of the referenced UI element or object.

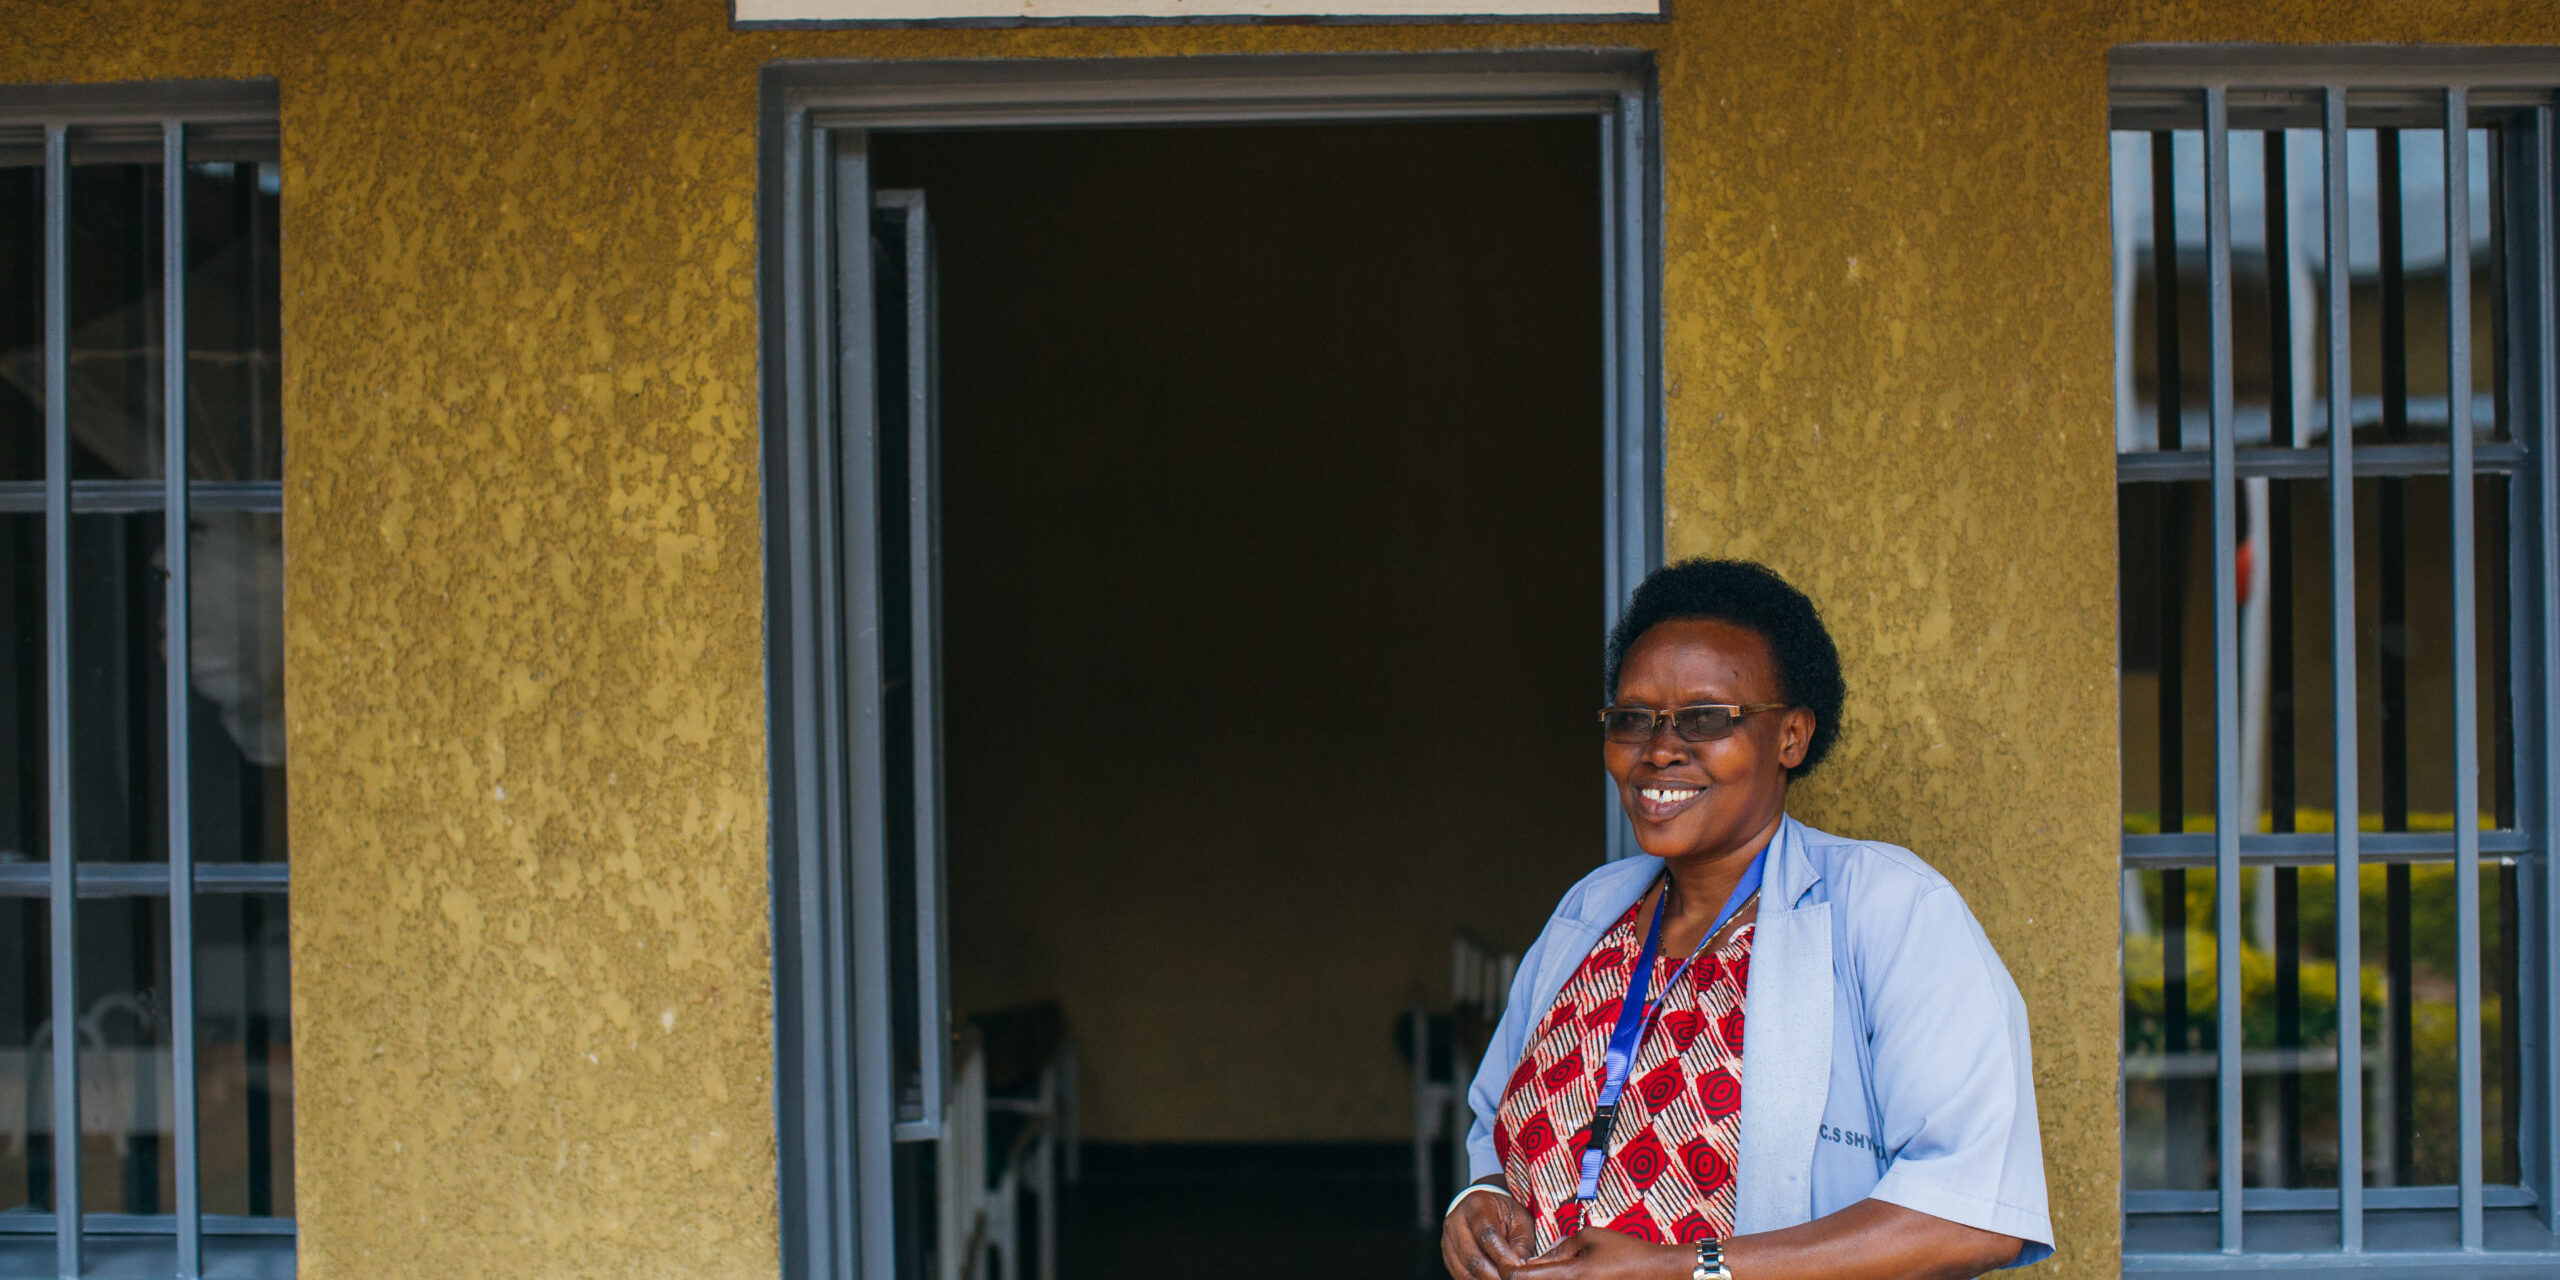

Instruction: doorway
[761,53,1662,1280]
[888,118,1598,1277]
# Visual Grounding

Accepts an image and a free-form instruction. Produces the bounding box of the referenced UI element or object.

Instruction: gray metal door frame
[756,50,1663,1280]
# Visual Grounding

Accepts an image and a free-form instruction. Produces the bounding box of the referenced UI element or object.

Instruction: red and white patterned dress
[1493,894,1753,1253]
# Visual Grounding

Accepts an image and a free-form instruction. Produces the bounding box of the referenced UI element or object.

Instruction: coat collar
[1576,813,1822,927]
[1766,813,1824,909]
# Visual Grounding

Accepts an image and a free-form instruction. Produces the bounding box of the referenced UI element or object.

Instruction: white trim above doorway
[738,0,1666,28]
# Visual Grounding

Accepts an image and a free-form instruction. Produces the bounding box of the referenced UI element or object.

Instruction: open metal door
[868,183,954,1280]
[872,187,949,1148]
[775,122,952,1280]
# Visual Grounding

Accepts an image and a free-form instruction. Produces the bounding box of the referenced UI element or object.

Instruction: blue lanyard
[1574,848,1767,1203]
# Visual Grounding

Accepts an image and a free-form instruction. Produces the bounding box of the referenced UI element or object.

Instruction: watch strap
[1693,1237,1733,1280]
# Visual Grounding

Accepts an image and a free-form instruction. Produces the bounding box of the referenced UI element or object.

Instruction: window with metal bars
[0,82,292,1280]
[2111,51,2560,1268]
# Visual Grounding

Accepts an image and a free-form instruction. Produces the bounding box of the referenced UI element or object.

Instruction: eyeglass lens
[1603,706,1742,743]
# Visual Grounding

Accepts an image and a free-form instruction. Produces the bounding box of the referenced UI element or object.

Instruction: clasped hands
[1442,1188,1695,1280]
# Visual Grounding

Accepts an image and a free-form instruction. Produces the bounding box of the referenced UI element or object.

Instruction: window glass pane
[2244,478,2338,835]
[2484,127,2513,446]
[2,513,41,865]
[182,158,280,483]
[2226,129,2322,451]
[0,156,38,482]
[189,512,284,863]
[2114,128,2206,454]
[0,898,48,1213]
[196,892,290,1217]
[70,510,166,862]
[67,136,162,483]
[2478,474,2512,831]
[2486,860,2523,1186]
[2353,475,2485,835]
[2123,866,2223,1190]
[74,894,171,1215]
[2345,126,2499,446]
[2461,125,2498,442]
[2119,480,2221,834]
[2361,862,2521,1187]
[2238,864,2344,1189]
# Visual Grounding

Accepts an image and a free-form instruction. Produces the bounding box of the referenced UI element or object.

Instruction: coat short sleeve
[1858,882,2053,1266]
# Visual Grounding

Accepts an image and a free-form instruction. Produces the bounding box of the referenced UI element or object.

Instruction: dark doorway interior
[873,118,1603,1278]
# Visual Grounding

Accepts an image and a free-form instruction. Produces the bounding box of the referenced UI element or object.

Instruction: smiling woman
[1441,560,2054,1280]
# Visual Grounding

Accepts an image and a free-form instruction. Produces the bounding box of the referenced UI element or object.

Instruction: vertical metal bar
[2265,128,2307,1188]
[787,111,858,1280]
[2444,85,2486,1253]
[162,119,201,1280]
[2529,97,2560,1239]
[2533,98,2560,1237]
[1598,108,1624,623]
[2205,85,2245,1254]
[2486,121,2527,1195]
[1598,102,1646,864]
[2379,125,2418,1188]
[812,121,864,1280]
[1602,93,1658,616]
[1599,93,1657,864]
[900,193,948,1138]
[2323,85,2367,1254]
[42,120,82,1280]
[831,128,896,1280]
[772,102,842,1280]
[1621,90,1660,585]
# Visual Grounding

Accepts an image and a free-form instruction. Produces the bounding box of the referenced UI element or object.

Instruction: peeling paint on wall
[11,1,2558,1275]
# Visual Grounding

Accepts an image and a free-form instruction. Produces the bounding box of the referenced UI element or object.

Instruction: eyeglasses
[1598,702,1791,744]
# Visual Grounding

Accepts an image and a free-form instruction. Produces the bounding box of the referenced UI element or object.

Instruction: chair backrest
[1451,933,1519,1024]
[938,1039,991,1280]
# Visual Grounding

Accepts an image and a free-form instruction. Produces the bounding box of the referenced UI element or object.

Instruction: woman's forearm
[1723,1198,2021,1280]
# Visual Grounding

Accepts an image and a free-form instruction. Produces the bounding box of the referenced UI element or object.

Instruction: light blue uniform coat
[1464,815,2055,1267]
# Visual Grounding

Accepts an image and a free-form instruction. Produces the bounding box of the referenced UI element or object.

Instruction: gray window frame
[756,51,1662,1280]
[2111,45,2560,1270]
[0,79,293,1280]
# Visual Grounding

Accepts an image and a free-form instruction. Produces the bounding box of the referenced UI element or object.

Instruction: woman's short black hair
[1604,558,1845,780]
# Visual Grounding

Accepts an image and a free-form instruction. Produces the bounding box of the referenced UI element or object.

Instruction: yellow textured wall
[12,2,2560,1277]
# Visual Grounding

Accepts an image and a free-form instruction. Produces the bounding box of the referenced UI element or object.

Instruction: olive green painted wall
[12,2,2560,1276]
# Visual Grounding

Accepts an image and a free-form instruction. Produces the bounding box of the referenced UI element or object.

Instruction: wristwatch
[1693,1238,1734,1280]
